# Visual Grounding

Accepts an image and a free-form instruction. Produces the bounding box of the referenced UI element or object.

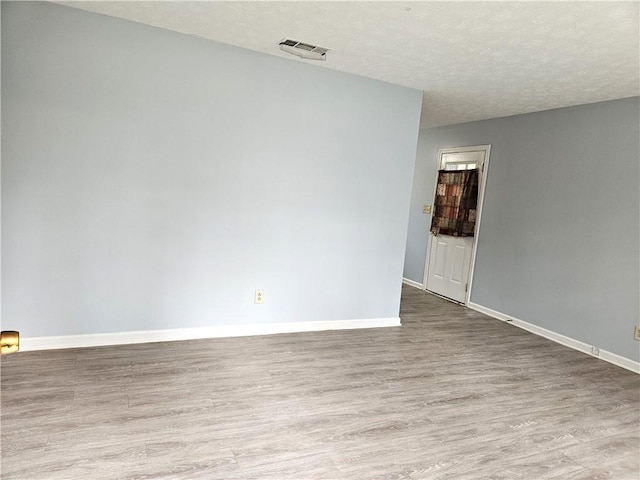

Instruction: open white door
[424,145,490,304]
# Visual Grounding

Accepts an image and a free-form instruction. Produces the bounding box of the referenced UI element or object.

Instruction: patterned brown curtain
[430,169,479,237]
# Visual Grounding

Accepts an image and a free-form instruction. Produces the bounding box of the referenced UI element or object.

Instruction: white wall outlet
[591,346,600,356]
[634,325,640,341]
[254,289,264,304]
[422,204,432,214]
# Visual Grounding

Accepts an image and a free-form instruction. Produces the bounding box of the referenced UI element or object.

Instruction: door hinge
[465,283,468,292]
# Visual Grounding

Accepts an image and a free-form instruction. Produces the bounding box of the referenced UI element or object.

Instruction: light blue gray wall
[2,2,422,337]
[404,97,640,362]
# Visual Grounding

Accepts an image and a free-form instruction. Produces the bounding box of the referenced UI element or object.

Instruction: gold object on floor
[1,331,20,355]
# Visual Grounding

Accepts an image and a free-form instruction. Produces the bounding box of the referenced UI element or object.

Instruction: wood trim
[467,302,640,374]
[402,278,424,289]
[20,318,401,352]
[464,145,490,305]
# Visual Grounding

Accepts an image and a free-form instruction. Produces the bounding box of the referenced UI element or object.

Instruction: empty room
[1,2,638,479]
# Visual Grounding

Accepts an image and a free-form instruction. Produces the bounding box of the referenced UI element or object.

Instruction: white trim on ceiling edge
[402,278,424,289]
[19,317,401,352]
[467,302,640,375]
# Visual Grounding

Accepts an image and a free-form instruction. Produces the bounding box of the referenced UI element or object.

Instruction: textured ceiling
[57,1,639,128]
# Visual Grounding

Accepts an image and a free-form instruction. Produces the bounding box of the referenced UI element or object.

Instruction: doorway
[423,145,490,304]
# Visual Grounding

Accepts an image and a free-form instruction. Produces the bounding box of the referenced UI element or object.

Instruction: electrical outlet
[254,289,264,304]
[591,346,600,356]
[634,326,640,341]
[422,204,432,214]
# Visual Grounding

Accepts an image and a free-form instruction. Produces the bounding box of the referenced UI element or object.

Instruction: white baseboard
[19,317,401,352]
[402,278,424,289]
[467,302,640,374]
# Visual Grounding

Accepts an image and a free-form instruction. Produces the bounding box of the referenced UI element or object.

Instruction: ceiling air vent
[279,38,330,61]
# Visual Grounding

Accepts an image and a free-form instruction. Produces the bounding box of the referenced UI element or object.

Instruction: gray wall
[2,2,422,337]
[404,97,640,362]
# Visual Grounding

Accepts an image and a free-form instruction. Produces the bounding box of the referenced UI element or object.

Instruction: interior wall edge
[402,278,424,289]
[467,302,640,374]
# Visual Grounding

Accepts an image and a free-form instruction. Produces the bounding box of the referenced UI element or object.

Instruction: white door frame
[422,144,491,305]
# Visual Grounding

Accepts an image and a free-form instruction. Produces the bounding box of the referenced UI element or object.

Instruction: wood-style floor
[1,285,638,479]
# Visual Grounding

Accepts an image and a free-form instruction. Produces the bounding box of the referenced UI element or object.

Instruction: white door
[424,146,490,304]
[426,235,473,303]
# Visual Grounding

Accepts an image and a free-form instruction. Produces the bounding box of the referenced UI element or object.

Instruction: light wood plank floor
[1,285,639,479]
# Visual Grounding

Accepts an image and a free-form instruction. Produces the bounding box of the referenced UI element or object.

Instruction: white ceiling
[58,1,639,128]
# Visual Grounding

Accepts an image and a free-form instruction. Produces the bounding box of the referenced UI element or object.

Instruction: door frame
[422,144,491,305]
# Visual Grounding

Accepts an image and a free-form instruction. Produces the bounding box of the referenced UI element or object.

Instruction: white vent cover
[279,38,330,61]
